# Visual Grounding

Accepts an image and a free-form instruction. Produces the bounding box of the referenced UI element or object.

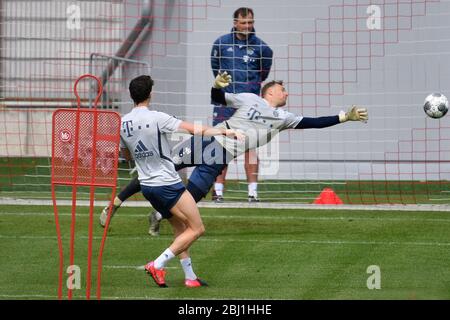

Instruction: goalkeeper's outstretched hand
[213,71,232,89]
[339,105,368,123]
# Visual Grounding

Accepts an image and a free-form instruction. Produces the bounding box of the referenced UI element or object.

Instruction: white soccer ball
[423,93,448,119]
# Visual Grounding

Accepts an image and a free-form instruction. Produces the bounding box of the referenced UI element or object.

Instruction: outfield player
[120,75,243,287]
[102,72,368,235]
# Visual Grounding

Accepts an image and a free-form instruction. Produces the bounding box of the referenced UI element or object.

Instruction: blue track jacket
[211,27,273,95]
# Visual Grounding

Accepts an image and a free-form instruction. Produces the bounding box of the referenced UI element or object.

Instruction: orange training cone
[313,188,343,205]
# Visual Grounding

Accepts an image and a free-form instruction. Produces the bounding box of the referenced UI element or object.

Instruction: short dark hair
[233,7,254,20]
[261,80,284,97]
[129,75,154,105]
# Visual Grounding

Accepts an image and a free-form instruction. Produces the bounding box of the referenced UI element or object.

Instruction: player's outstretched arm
[295,106,368,129]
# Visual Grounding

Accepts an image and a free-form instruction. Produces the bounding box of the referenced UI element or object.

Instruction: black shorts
[141,182,186,219]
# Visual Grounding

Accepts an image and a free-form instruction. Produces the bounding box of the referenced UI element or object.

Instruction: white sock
[113,197,123,207]
[180,257,197,280]
[109,198,122,215]
[248,182,258,197]
[111,197,123,213]
[154,211,162,221]
[215,183,224,196]
[154,248,175,269]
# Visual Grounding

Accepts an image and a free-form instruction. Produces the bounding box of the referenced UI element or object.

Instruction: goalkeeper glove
[213,71,232,89]
[339,105,368,123]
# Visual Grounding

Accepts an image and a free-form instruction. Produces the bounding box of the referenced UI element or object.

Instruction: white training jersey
[213,92,303,156]
[120,107,182,187]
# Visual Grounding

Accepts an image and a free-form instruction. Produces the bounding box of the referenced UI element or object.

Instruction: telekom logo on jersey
[122,120,133,137]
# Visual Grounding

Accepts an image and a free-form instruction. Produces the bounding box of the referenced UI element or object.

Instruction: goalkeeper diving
[100,72,368,233]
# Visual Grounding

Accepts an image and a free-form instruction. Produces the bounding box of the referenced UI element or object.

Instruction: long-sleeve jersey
[211,89,341,157]
[213,92,304,156]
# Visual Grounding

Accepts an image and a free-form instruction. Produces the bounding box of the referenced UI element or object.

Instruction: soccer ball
[423,93,448,119]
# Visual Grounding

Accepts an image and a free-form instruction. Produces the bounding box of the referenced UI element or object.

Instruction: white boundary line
[1,211,450,223]
[2,197,450,212]
[1,234,449,247]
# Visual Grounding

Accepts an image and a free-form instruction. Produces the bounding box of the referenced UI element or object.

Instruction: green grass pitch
[3,157,450,204]
[1,204,450,300]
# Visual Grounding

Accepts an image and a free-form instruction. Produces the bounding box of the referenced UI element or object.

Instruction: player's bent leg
[168,214,187,239]
[141,183,193,288]
[119,176,142,199]
[99,176,141,227]
[167,217,207,287]
[167,191,205,254]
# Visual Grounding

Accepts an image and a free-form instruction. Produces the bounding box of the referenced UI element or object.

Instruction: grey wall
[129,0,450,180]
[2,0,450,182]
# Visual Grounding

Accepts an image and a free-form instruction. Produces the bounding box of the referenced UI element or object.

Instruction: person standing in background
[210,7,273,203]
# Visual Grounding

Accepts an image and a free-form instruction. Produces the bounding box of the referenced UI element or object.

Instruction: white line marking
[0,234,449,247]
[1,211,450,223]
[2,198,450,211]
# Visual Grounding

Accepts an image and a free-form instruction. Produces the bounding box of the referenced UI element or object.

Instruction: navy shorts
[212,105,237,126]
[172,136,234,201]
[141,182,186,219]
